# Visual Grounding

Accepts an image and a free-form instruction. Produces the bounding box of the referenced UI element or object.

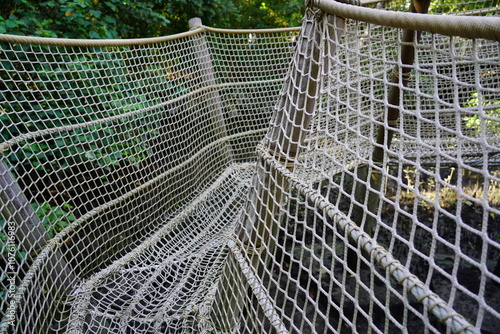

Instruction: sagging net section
[1,0,500,333]
[0,25,297,333]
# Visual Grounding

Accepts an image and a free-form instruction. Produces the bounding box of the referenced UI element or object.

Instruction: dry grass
[393,166,500,210]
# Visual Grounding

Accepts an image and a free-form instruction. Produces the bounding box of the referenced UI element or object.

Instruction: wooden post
[238,10,343,250]
[188,18,233,166]
[0,159,75,297]
[210,8,345,331]
[349,0,431,270]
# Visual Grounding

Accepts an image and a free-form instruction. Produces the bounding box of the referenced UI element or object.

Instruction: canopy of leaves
[0,0,305,39]
[0,0,171,39]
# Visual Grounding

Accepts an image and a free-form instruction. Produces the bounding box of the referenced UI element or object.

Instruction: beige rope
[0,26,300,47]
[359,0,390,6]
[256,146,478,334]
[204,26,300,34]
[0,28,203,47]
[227,236,265,256]
[392,67,412,81]
[256,141,296,169]
[311,0,500,41]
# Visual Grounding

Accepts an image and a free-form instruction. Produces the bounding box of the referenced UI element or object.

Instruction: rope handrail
[0,28,203,47]
[2,3,497,46]
[0,25,301,47]
[311,0,500,41]
[203,26,300,34]
[1,4,499,333]
[0,78,280,155]
[255,144,479,334]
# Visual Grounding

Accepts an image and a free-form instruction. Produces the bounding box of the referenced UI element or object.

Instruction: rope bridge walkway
[1,0,499,333]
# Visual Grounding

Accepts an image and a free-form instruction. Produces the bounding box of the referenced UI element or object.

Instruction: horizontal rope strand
[311,0,500,41]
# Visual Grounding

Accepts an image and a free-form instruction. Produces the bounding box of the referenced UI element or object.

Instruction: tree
[0,0,305,39]
[231,0,304,29]
[0,0,170,39]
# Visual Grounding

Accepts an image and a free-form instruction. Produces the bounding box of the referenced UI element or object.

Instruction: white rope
[256,145,479,334]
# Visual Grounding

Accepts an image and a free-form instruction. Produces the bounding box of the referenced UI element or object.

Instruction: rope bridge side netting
[226,1,500,334]
[0,24,298,333]
[0,0,499,333]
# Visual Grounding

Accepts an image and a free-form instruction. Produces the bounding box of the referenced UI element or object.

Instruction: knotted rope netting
[1,0,500,333]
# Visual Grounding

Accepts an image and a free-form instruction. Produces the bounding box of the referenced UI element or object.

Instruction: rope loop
[387,119,399,127]
[417,291,438,303]
[392,67,413,81]
[228,235,265,256]
[256,141,296,169]
[397,273,417,285]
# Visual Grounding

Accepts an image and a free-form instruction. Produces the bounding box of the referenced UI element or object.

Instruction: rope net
[1,1,499,333]
[385,0,500,14]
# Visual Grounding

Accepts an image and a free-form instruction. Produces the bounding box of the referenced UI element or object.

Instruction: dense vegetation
[0,0,304,39]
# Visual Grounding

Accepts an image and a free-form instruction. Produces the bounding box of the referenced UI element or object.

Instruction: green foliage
[0,41,189,171]
[1,0,497,39]
[0,0,304,39]
[0,203,74,297]
[163,0,304,31]
[0,0,170,39]
[233,1,304,29]
[387,0,499,14]
[428,0,499,14]
[464,92,500,135]
[0,203,75,257]
[31,203,76,238]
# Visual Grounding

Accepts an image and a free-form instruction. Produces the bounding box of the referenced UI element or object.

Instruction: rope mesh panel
[0,27,297,333]
[386,0,500,15]
[1,1,500,333]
